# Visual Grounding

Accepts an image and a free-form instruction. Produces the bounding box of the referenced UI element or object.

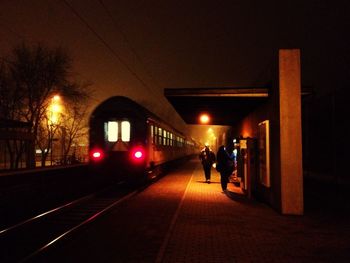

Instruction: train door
[236,138,257,198]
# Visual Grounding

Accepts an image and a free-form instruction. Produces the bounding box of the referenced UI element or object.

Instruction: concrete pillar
[279,49,304,215]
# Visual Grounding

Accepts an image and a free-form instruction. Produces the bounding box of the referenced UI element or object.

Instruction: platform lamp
[199,113,210,124]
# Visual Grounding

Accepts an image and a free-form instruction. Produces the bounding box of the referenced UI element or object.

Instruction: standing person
[199,145,216,183]
[216,143,235,192]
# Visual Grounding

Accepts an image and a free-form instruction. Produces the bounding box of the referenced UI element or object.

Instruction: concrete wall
[231,49,303,215]
[279,49,303,215]
[231,86,281,211]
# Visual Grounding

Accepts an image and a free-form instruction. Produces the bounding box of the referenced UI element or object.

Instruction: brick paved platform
[35,159,350,263]
[158,161,350,263]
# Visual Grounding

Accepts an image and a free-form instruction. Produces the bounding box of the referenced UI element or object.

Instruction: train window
[121,121,130,142]
[154,126,158,145]
[104,122,108,141]
[150,125,154,143]
[163,130,166,145]
[158,127,162,145]
[107,121,118,142]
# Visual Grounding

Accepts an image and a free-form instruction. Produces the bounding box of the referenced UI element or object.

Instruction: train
[89,96,198,183]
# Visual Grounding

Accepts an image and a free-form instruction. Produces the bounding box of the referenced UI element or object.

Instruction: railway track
[0,182,140,263]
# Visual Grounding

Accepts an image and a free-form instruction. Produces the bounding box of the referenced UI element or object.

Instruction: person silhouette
[199,145,216,183]
[216,143,234,192]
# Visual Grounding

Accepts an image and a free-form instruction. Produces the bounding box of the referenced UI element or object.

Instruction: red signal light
[131,147,145,162]
[93,152,101,158]
[134,150,143,159]
[90,149,104,161]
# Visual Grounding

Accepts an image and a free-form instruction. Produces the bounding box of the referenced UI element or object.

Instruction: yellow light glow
[48,94,62,125]
[51,104,61,113]
[199,114,210,124]
[53,95,60,102]
[51,115,59,124]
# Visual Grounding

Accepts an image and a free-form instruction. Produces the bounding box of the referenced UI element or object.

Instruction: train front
[88,98,149,183]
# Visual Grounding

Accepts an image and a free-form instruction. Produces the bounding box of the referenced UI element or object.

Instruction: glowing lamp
[131,147,145,162]
[93,152,101,158]
[53,95,60,102]
[134,150,143,159]
[90,149,104,161]
[199,114,210,124]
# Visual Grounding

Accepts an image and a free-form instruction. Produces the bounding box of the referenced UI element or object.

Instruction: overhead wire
[97,0,181,125]
[97,0,163,96]
[60,0,158,97]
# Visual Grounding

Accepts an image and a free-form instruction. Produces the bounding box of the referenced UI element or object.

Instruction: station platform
[36,159,350,263]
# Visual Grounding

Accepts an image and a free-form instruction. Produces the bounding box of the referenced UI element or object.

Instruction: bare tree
[0,59,29,169]
[36,114,61,166]
[53,81,92,165]
[1,43,93,168]
[61,99,89,164]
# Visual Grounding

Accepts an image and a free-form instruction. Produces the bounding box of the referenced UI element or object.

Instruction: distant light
[48,94,62,125]
[233,149,238,156]
[199,114,210,124]
[53,95,60,102]
[51,104,61,113]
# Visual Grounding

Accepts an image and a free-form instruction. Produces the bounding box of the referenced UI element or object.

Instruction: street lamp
[49,95,61,125]
[48,95,61,165]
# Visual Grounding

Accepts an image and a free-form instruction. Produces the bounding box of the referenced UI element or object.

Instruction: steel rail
[0,193,94,236]
[20,189,138,262]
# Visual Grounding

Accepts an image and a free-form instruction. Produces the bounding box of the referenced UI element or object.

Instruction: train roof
[91,96,151,116]
[90,96,185,137]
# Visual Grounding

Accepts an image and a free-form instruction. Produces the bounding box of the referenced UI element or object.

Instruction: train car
[89,96,198,183]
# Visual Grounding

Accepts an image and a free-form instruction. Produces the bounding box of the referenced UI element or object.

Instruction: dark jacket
[199,147,216,167]
[216,145,234,174]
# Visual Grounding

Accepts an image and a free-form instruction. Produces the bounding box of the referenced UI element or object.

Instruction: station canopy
[164,87,269,125]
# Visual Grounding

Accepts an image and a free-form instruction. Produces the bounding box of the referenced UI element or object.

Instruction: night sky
[1,0,349,142]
